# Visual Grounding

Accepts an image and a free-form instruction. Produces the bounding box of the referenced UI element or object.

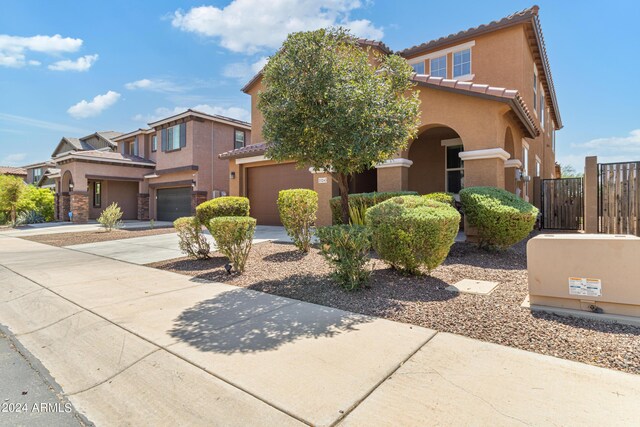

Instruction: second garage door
[157,187,192,222]
[247,163,314,225]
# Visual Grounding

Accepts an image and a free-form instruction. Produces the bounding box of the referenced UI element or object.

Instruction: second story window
[133,136,139,156]
[234,130,246,149]
[33,168,42,182]
[430,55,446,78]
[151,135,157,152]
[533,70,538,112]
[410,62,425,74]
[453,49,471,78]
[161,123,186,151]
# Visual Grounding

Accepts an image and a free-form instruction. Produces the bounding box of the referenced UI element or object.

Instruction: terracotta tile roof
[357,38,392,54]
[398,5,561,128]
[0,166,27,176]
[411,74,540,138]
[219,142,270,160]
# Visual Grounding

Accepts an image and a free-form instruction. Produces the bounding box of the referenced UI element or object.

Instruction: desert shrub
[97,202,123,232]
[196,196,250,225]
[15,210,45,226]
[208,216,256,273]
[423,192,455,207]
[366,196,460,275]
[17,186,55,222]
[0,212,7,225]
[0,175,25,224]
[316,225,372,291]
[460,186,538,250]
[174,217,210,259]
[330,191,418,224]
[277,189,318,252]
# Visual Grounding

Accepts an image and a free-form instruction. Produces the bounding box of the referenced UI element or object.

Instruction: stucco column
[375,158,412,192]
[310,169,338,226]
[584,156,598,233]
[459,148,509,189]
[228,160,241,197]
[69,191,89,224]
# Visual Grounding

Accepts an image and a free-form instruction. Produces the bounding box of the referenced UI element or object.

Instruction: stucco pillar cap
[375,158,413,169]
[505,159,523,168]
[458,148,510,162]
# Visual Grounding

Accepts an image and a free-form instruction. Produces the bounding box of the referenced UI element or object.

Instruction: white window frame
[452,48,472,80]
[151,135,157,152]
[540,92,545,130]
[444,140,464,194]
[32,167,42,182]
[533,66,538,116]
[167,124,181,151]
[410,61,425,74]
[522,140,530,200]
[407,40,475,81]
[535,155,541,177]
[429,55,447,78]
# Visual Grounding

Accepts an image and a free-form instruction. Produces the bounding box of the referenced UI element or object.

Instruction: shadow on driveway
[168,289,372,354]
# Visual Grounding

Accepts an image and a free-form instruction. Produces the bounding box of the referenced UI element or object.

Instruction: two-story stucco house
[221,6,561,227]
[51,110,250,223]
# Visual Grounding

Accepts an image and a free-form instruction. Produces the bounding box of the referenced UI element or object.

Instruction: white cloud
[0,112,86,133]
[559,129,640,170]
[124,78,184,93]
[1,153,27,165]
[67,91,121,119]
[48,54,98,71]
[0,34,82,68]
[133,104,250,124]
[223,56,268,82]
[172,0,383,54]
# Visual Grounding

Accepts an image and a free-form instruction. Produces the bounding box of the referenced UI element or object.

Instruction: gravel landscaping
[150,233,640,374]
[21,227,175,247]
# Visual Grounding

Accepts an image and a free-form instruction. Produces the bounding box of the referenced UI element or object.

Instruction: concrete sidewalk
[64,225,291,264]
[1,235,639,426]
[0,220,173,238]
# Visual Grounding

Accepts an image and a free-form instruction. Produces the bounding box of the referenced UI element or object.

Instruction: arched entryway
[408,125,464,195]
[60,170,73,221]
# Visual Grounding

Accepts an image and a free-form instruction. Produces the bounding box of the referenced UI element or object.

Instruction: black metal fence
[598,161,640,235]
[541,178,583,230]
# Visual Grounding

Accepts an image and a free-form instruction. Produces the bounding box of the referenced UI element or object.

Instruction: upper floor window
[430,55,446,78]
[161,123,186,152]
[33,167,42,182]
[533,70,538,112]
[552,128,556,152]
[410,62,425,74]
[133,136,139,156]
[535,157,541,177]
[540,93,545,129]
[234,130,246,150]
[151,135,157,152]
[453,49,471,78]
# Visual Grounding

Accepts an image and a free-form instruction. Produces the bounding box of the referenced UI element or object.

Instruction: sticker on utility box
[569,277,602,297]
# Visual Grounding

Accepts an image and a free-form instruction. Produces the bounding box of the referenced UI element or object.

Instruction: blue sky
[1,0,639,170]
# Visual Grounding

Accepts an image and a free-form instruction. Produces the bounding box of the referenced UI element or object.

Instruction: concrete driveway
[1,236,639,426]
[64,225,291,264]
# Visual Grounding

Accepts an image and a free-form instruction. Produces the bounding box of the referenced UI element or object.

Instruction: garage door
[157,187,192,222]
[247,163,313,225]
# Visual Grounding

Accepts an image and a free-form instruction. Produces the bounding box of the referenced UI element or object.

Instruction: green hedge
[208,216,256,273]
[366,196,460,275]
[316,225,372,291]
[330,191,418,224]
[196,196,250,225]
[423,192,455,207]
[278,189,318,252]
[459,186,538,249]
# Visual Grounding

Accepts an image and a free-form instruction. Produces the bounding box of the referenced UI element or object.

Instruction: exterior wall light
[230,171,236,180]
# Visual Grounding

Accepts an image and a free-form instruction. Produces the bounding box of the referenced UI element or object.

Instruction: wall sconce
[69,182,74,190]
[191,180,196,189]
[229,171,236,180]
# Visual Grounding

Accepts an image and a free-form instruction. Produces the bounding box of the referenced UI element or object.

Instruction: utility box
[527,234,640,317]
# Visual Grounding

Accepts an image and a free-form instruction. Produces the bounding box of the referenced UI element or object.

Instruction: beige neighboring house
[0,166,27,181]
[49,109,250,223]
[222,5,561,227]
[23,160,57,188]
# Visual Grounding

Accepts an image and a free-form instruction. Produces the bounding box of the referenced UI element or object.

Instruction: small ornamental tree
[0,175,25,224]
[259,28,421,224]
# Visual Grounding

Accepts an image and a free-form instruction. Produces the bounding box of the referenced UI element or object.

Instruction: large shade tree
[258,28,421,224]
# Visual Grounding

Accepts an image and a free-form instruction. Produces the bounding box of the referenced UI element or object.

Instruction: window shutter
[179,123,186,148]
[161,128,168,152]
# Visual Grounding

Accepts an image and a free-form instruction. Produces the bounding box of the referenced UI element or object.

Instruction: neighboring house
[52,109,250,223]
[221,6,561,226]
[0,166,27,181]
[23,161,56,187]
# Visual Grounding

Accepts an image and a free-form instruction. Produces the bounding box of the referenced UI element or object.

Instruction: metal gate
[598,161,640,235]
[541,178,583,230]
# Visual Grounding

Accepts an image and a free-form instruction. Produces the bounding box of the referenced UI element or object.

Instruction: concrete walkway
[0,220,174,238]
[1,236,639,426]
[64,225,291,264]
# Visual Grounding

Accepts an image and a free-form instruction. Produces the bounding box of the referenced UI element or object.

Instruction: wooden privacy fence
[541,178,583,230]
[598,161,640,235]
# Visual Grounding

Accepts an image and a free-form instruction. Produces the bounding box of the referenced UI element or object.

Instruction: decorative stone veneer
[191,191,208,214]
[137,193,150,220]
[60,192,71,222]
[69,191,89,224]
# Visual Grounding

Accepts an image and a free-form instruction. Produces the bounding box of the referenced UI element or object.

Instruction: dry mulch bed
[149,235,640,374]
[21,227,175,247]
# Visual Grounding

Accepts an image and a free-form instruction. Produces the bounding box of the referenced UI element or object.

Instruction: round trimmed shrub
[330,191,418,225]
[208,216,256,273]
[423,192,455,207]
[196,196,250,225]
[366,196,460,275]
[459,186,538,249]
[278,189,318,252]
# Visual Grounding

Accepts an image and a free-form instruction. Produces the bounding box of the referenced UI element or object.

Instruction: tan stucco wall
[528,234,640,317]
[247,80,265,144]
[88,180,138,220]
